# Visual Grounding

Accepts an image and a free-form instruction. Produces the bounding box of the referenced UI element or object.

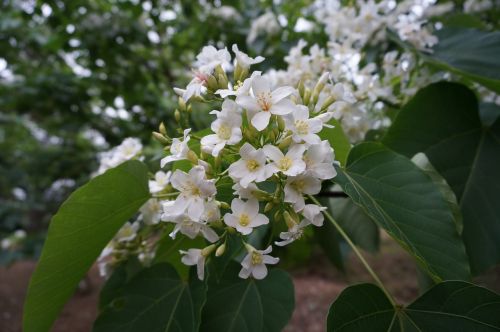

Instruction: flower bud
[174,109,181,122]
[207,75,219,91]
[313,72,330,96]
[215,243,226,257]
[320,95,336,111]
[244,242,256,253]
[152,131,170,145]
[187,150,198,164]
[273,210,282,222]
[159,122,168,135]
[264,202,274,213]
[277,116,286,132]
[219,201,230,210]
[298,78,305,99]
[284,211,297,229]
[178,97,187,111]
[217,73,228,90]
[303,88,311,105]
[201,244,216,257]
[252,189,271,201]
[278,135,292,150]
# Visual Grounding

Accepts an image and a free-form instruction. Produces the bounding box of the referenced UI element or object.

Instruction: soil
[1,236,499,332]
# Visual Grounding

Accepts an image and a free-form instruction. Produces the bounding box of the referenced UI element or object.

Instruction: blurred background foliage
[0,0,322,263]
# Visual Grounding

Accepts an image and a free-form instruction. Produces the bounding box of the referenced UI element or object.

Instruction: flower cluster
[265,0,455,142]
[151,44,344,280]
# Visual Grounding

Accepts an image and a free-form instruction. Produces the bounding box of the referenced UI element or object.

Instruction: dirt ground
[1,236,499,332]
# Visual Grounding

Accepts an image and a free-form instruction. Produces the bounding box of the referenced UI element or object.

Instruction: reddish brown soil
[1,236,498,332]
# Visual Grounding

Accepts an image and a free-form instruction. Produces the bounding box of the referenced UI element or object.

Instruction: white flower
[228,143,274,188]
[301,204,326,227]
[275,220,309,246]
[216,71,261,98]
[140,198,162,225]
[239,245,279,280]
[180,249,206,280]
[263,144,306,176]
[115,222,139,243]
[149,170,172,193]
[202,199,221,223]
[116,138,143,160]
[232,182,259,199]
[236,76,296,131]
[247,11,280,44]
[284,174,322,211]
[223,198,269,235]
[284,105,323,145]
[165,212,219,243]
[303,141,337,179]
[182,72,208,101]
[201,99,242,157]
[169,166,216,220]
[232,44,264,69]
[161,129,191,167]
[194,45,231,73]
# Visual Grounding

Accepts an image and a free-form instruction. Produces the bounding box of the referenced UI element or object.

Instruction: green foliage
[334,142,470,281]
[23,161,150,332]
[327,281,500,331]
[94,264,206,332]
[383,82,500,274]
[319,118,352,167]
[201,263,295,332]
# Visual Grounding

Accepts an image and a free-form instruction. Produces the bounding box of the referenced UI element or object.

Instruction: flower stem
[308,195,396,305]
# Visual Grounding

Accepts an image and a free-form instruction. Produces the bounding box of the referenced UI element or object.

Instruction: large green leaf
[428,28,500,93]
[326,197,380,253]
[383,82,500,274]
[327,281,500,331]
[94,264,206,332]
[334,142,470,281]
[23,160,150,332]
[201,263,294,332]
[319,118,352,166]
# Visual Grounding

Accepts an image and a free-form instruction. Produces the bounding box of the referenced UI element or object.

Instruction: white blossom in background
[149,170,171,193]
[247,11,280,45]
[95,137,142,175]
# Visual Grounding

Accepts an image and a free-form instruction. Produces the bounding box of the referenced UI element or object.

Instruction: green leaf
[429,28,500,93]
[326,197,380,253]
[334,142,470,281]
[201,263,294,332]
[383,82,500,274]
[411,153,463,234]
[319,118,352,166]
[327,281,500,331]
[23,160,150,332]
[314,216,345,271]
[94,263,206,332]
[327,283,396,332]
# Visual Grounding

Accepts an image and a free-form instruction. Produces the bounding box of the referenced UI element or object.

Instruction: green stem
[308,195,396,305]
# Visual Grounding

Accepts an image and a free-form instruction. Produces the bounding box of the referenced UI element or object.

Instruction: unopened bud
[187,150,198,164]
[264,202,274,213]
[178,97,186,111]
[234,64,242,83]
[215,243,226,257]
[217,73,228,90]
[320,95,336,111]
[159,122,167,135]
[273,210,282,222]
[313,72,330,96]
[303,88,311,105]
[244,242,256,253]
[298,78,305,98]
[277,116,286,132]
[278,135,292,150]
[201,244,216,257]
[214,64,225,79]
[152,131,170,145]
[174,109,181,122]
[252,190,271,201]
[187,104,192,113]
[207,75,219,91]
[219,201,230,210]
[284,211,297,229]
